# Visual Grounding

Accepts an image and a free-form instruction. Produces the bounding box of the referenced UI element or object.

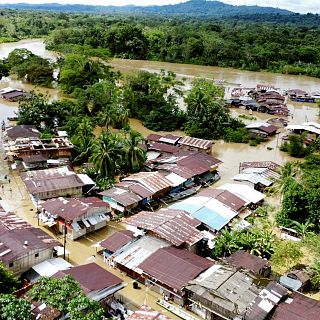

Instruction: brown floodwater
[0,38,318,182]
[0,39,319,304]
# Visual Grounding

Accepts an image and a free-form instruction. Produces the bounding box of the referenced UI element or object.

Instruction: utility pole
[63,220,67,260]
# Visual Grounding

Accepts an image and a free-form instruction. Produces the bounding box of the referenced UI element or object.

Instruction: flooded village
[0,38,320,320]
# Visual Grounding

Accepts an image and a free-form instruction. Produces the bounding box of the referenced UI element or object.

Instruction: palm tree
[72,118,95,163]
[266,162,299,200]
[90,132,123,177]
[291,220,315,238]
[124,130,146,172]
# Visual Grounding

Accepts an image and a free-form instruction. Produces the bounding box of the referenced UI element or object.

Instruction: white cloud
[2,0,320,13]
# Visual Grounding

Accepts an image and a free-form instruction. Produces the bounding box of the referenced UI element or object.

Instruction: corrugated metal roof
[186,264,260,317]
[42,197,109,221]
[99,187,142,207]
[100,230,135,253]
[233,173,273,187]
[192,207,229,231]
[198,189,246,212]
[150,151,222,179]
[149,142,180,154]
[21,166,87,195]
[270,292,320,320]
[53,263,122,294]
[228,250,270,274]
[179,136,213,150]
[123,172,172,194]
[0,213,59,265]
[218,183,265,204]
[123,209,203,246]
[113,236,170,273]
[128,305,173,320]
[239,161,282,172]
[139,246,213,290]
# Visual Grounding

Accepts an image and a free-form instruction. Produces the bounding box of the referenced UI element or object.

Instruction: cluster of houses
[285,88,320,103]
[232,161,281,192]
[228,85,319,117]
[2,121,320,319]
[3,125,73,168]
[228,84,290,117]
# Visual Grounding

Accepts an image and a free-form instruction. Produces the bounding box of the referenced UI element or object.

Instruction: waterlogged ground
[0,39,319,308]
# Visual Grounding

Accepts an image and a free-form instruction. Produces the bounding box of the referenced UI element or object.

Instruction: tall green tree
[124,130,146,172]
[28,276,104,320]
[58,54,113,94]
[0,263,20,294]
[71,117,95,163]
[0,294,32,320]
[185,78,242,139]
[90,132,123,177]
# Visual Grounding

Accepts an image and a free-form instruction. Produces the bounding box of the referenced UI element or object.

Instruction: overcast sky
[2,0,320,14]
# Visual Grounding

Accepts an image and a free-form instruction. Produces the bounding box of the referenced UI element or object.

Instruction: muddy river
[0,38,319,307]
[0,39,319,180]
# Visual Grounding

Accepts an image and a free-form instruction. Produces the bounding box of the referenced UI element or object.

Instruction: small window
[35,253,39,258]
[9,262,13,268]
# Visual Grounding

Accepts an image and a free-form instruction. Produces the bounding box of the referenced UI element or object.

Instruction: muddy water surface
[0,38,319,306]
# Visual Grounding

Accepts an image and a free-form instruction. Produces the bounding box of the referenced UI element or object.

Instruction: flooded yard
[0,38,319,307]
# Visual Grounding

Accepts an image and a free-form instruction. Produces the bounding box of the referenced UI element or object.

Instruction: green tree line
[1,10,320,78]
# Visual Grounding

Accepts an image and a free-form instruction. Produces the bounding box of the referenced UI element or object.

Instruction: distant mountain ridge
[0,0,294,17]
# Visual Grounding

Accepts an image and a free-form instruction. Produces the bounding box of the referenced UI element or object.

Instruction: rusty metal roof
[21,166,86,195]
[128,305,173,320]
[53,263,122,294]
[100,230,135,252]
[239,161,282,172]
[139,247,213,290]
[149,152,222,179]
[42,197,109,221]
[123,208,203,246]
[0,212,59,265]
[198,189,246,212]
[228,250,270,274]
[179,136,213,150]
[271,292,320,320]
[123,172,172,194]
[149,142,180,154]
[5,125,40,140]
[99,187,142,207]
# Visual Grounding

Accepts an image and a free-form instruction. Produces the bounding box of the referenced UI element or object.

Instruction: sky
[2,0,320,14]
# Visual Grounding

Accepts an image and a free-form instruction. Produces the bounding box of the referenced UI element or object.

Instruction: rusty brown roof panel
[53,263,122,294]
[198,189,246,212]
[128,305,173,320]
[0,213,59,265]
[271,292,320,320]
[179,136,213,150]
[123,209,202,246]
[149,142,180,154]
[5,125,40,140]
[100,230,135,252]
[146,134,162,142]
[228,250,270,274]
[99,187,142,207]
[124,172,172,194]
[239,161,282,172]
[139,246,214,290]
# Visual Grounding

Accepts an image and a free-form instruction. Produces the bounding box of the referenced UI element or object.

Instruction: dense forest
[0,8,320,78]
[0,0,293,16]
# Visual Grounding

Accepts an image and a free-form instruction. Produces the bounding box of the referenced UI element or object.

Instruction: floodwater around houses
[0,38,320,309]
[0,38,319,180]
